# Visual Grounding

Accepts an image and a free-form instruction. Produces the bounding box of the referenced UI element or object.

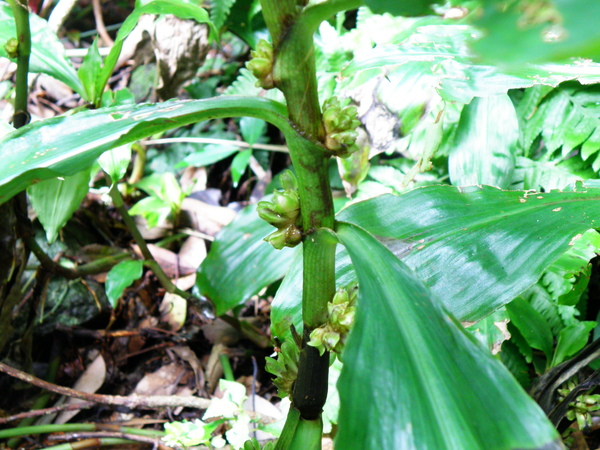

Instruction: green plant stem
[219,353,235,382]
[260,0,339,425]
[7,0,31,128]
[21,231,130,280]
[107,182,154,261]
[129,143,146,184]
[107,182,211,311]
[0,423,165,440]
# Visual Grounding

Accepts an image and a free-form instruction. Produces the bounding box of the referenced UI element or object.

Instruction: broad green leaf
[181,145,239,168]
[99,145,132,183]
[128,196,170,229]
[364,0,436,16]
[506,297,554,362]
[222,0,263,48]
[335,222,560,449]
[196,201,298,316]
[474,0,600,65]
[96,0,216,102]
[449,95,517,188]
[0,119,14,138]
[240,117,266,146]
[551,321,597,368]
[272,184,600,344]
[338,185,600,322]
[0,96,291,205]
[28,170,90,244]
[78,39,103,104]
[231,149,252,187]
[105,260,144,308]
[0,3,84,96]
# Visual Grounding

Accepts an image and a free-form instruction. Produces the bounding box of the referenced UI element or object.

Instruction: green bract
[265,340,300,398]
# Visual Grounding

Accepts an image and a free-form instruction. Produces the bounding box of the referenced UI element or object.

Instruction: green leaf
[449,95,518,188]
[551,321,597,367]
[338,184,600,322]
[231,149,252,187]
[519,85,600,161]
[222,0,262,48]
[364,0,436,17]
[196,201,298,316]
[128,196,170,229]
[209,0,236,31]
[240,117,267,146]
[335,222,560,449]
[0,120,14,139]
[78,39,103,104]
[181,145,239,168]
[105,260,144,308]
[466,308,509,354]
[506,297,554,362]
[0,96,291,205]
[0,3,84,96]
[28,170,90,244]
[98,145,132,183]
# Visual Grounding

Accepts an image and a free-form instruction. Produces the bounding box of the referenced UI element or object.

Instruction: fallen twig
[0,362,212,410]
[0,401,95,424]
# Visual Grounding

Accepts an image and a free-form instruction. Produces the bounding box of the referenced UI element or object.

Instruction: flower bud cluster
[245,39,275,90]
[308,283,358,357]
[558,379,600,430]
[322,97,361,158]
[257,171,302,250]
[265,340,300,398]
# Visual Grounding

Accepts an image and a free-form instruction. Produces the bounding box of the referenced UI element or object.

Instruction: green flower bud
[328,302,346,324]
[257,203,291,228]
[4,38,18,59]
[333,287,349,305]
[308,327,327,356]
[264,225,302,250]
[246,58,271,79]
[280,170,298,191]
[246,39,275,89]
[322,96,361,158]
[272,190,300,220]
[338,307,355,329]
[265,228,288,250]
[284,225,303,247]
[323,330,340,351]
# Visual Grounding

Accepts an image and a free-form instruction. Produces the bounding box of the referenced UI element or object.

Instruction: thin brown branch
[0,362,211,410]
[0,401,96,424]
[92,0,114,46]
